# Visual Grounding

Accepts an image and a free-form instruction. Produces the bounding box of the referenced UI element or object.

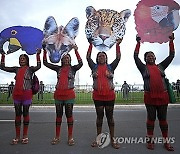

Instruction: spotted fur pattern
[85,6,131,51]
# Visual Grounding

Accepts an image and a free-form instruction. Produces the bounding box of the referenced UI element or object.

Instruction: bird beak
[7,38,22,54]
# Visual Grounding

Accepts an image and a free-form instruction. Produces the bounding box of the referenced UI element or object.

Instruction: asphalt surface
[0,104,180,154]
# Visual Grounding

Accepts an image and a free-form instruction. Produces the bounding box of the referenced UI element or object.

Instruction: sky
[0,0,180,86]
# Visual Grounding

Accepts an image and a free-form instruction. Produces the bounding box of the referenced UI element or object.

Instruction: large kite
[43,16,79,63]
[85,6,131,52]
[0,26,43,54]
[134,0,180,43]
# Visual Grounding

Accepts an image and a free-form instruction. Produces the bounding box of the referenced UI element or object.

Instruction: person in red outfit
[0,49,41,145]
[43,44,83,146]
[134,33,175,151]
[86,39,122,149]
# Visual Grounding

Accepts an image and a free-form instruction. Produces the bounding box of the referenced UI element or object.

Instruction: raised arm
[86,42,95,70]
[30,49,41,73]
[134,35,145,72]
[116,39,121,60]
[110,39,122,70]
[72,44,83,71]
[0,52,17,73]
[0,52,5,69]
[159,33,175,70]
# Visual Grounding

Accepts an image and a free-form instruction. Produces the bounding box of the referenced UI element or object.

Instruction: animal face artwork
[43,16,79,63]
[85,6,131,51]
[134,0,180,43]
[0,26,43,55]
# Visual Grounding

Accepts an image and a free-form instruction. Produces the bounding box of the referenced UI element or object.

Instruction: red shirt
[93,65,115,101]
[13,67,33,100]
[144,65,169,105]
[54,66,75,100]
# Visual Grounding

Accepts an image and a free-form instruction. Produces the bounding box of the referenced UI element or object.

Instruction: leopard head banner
[85,6,131,51]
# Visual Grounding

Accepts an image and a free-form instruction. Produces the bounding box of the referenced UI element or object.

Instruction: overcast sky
[0,0,180,86]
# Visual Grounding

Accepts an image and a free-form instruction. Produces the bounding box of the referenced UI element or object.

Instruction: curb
[1,104,180,110]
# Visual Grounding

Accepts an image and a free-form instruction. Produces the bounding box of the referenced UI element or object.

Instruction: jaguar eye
[93,20,98,25]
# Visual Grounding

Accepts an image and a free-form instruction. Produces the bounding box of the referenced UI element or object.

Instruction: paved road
[0,104,180,154]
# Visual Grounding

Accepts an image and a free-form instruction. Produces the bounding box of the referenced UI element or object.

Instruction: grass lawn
[1,91,179,105]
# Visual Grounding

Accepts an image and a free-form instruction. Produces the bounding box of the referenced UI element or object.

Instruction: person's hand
[43,49,47,54]
[136,35,141,43]
[87,37,93,44]
[106,70,110,77]
[72,44,78,51]
[169,33,174,41]
[94,72,98,78]
[116,38,123,45]
[36,48,41,54]
[0,48,5,54]
[42,43,46,50]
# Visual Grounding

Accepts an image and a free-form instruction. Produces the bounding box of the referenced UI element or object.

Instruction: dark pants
[38,91,43,100]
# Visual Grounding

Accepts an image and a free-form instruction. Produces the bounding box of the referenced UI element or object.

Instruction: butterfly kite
[134,0,180,43]
[42,16,79,63]
[0,26,43,54]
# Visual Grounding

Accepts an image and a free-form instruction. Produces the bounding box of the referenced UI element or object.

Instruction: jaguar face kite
[85,6,131,51]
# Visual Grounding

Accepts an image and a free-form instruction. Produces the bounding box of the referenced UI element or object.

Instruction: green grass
[1,91,179,105]
[0,91,143,105]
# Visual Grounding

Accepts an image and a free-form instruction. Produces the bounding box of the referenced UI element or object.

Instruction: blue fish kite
[0,26,43,55]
